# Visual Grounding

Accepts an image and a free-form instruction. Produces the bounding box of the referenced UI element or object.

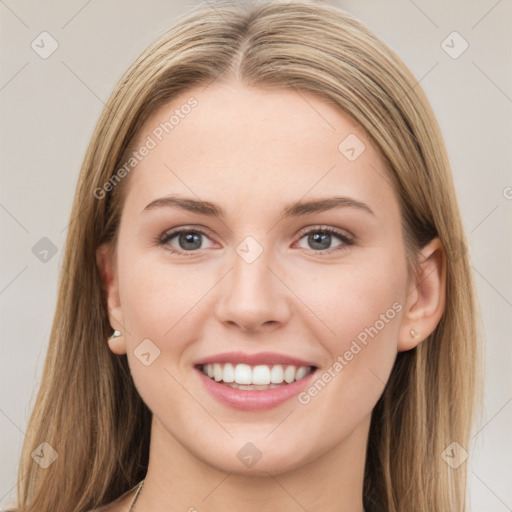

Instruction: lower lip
[195,367,318,411]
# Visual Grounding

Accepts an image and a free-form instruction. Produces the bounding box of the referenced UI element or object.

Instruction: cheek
[116,249,210,413]
[292,261,404,434]
[296,251,406,379]
[118,248,209,338]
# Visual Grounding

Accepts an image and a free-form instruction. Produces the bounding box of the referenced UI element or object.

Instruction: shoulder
[86,489,135,512]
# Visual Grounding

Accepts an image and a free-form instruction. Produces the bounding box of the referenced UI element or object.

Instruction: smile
[198,363,315,390]
[194,364,318,411]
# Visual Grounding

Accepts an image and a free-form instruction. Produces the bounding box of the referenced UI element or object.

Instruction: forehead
[123,81,399,220]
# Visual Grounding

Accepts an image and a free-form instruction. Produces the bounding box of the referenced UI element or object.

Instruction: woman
[10,0,482,511]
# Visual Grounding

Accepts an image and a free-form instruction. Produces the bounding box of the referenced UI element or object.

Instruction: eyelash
[157,225,354,256]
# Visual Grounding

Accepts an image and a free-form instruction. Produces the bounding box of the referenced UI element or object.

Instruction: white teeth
[200,363,313,385]
[222,363,235,383]
[295,366,308,380]
[283,365,296,383]
[232,363,251,384]
[213,363,223,382]
[270,365,284,383]
[252,365,271,385]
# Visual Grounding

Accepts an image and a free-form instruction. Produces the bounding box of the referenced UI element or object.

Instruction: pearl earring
[108,330,122,347]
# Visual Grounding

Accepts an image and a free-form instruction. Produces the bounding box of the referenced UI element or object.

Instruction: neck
[135,414,370,512]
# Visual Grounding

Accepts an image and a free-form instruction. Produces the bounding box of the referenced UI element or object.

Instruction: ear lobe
[96,243,127,354]
[398,237,447,352]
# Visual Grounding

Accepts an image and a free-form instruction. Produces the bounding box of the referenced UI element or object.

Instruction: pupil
[309,232,330,250]
[180,232,201,250]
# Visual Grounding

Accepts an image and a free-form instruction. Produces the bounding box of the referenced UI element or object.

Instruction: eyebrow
[143,195,375,218]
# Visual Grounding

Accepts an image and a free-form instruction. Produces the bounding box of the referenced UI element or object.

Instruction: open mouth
[195,363,317,391]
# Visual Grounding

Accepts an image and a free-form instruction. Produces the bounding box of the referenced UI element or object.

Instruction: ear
[398,237,446,352]
[96,243,127,355]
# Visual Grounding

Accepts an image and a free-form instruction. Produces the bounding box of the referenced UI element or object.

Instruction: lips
[193,351,317,368]
[192,351,319,410]
[195,364,318,410]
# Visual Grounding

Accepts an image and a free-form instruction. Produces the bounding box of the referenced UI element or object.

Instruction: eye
[157,225,354,256]
[158,227,215,255]
[294,226,354,253]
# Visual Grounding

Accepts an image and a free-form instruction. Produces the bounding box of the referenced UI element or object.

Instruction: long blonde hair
[12,1,483,510]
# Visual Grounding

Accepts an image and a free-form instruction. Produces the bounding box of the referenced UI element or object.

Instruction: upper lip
[194,351,317,368]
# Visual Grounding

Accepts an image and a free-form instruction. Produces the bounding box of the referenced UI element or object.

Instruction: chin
[193,437,315,477]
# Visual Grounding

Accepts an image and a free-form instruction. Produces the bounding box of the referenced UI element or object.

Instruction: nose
[214,247,291,333]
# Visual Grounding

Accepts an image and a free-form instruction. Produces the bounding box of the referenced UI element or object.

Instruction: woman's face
[102,81,418,475]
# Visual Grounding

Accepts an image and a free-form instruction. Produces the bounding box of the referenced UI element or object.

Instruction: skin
[96,81,446,512]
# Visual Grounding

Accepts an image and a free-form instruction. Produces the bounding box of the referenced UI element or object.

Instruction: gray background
[1,0,511,510]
